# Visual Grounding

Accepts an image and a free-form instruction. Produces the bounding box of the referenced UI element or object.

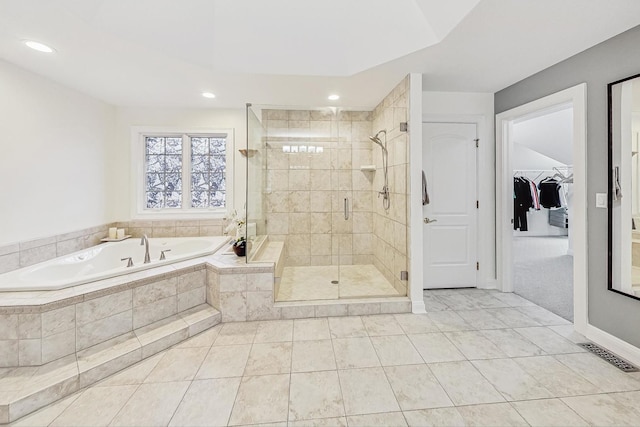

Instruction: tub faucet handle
[120,257,134,267]
[160,249,171,261]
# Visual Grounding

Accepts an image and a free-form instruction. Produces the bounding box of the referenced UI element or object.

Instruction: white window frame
[130,127,234,219]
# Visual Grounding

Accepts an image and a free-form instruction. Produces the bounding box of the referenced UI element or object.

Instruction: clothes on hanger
[538,177,562,208]
[514,176,536,231]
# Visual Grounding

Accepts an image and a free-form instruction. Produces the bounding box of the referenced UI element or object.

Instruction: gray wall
[495,25,640,348]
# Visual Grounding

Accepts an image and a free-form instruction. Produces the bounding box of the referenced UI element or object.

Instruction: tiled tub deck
[0,249,410,423]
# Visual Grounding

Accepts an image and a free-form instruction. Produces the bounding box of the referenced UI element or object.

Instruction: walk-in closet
[511,106,574,320]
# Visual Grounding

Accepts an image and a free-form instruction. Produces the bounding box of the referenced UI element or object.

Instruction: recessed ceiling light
[24,40,55,53]
[328,94,340,101]
[202,92,216,99]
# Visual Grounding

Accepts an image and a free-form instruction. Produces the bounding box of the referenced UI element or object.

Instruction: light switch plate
[596,193,607,208]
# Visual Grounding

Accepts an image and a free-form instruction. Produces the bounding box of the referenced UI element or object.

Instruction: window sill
[131,210,227,221]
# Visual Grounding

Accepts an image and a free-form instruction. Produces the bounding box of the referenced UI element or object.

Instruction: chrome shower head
[369,129,387,151]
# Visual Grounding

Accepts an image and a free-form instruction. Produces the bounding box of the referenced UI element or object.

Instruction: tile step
[0,304,221,424]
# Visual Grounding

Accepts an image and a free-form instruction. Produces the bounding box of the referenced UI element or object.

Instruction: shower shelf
[360,165,377,172]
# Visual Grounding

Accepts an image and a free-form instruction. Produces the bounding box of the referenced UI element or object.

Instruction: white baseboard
[585,323,640,367]
[412,300,426,314]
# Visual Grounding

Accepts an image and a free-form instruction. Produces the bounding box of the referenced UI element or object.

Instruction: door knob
[423,217,437,224]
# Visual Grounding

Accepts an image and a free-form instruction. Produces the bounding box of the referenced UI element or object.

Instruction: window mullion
[182,134,191,211]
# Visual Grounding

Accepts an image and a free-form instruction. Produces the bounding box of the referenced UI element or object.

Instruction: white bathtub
[0,236,231,292]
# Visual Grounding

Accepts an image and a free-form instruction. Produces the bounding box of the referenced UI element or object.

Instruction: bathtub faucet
[140,235,151,264]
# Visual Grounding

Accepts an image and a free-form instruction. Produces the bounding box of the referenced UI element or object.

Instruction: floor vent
[578,343,639,372]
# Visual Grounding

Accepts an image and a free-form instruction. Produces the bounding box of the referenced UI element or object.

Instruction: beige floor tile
[228,374,290,425]
[244,342,292,375]
[456,402,528,426]
[291,340,336,372]
[490,292,536,307]
[370,335,423,366]
[427,311,474,332]
[455,309,508,330]
[511,398,588,426]
[408,333,466,363]
[50,385,138,426]
[547,325,588,344]
[404,407,464,427]
[444,331,507,359]
[144,347,208,383]
[346,412,407,427]
[288,371,345,421]
[333,337,380,369]
[471,358,552,401]
[384,365,453,411]
[288,417,347,427]
[554,353,640,392]
[109,381,190,426]
[479,328,546,357]
[175,325,222,348]
[514,327,584,354]
[428,361,504,406]
[254,320,293,343]
[338,367,400,416]
[97,353,164,387]
[11,393,81,427]
[609,390,640,409]
[434,293,480,310]
[293,318,330,341]
[515,305,571,326]
[422,295,450,312]
[328,316,367,338]
[514,356,601,397]
[361,315,404,336]
[472,293,510,309]
[214,322,258,346]
[394,314,440,334]
[168,378,241,426]
[485,308,541,327]
[196,344,251,379]
[562,394,640,426]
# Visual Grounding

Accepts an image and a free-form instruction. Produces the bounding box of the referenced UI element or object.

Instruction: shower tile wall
[263,109,374,267]
[371,77,409,295]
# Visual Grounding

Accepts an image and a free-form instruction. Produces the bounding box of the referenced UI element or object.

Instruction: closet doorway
[512,105,574,320]
[496,83,587,332]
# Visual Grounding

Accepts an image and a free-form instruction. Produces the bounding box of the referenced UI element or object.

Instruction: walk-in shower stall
[245,83,410,302]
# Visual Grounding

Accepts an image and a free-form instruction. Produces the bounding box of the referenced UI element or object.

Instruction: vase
[232,242,246,257]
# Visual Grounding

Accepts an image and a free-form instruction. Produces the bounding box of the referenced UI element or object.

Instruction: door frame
[495,83,587,333]
[422,117,482,289]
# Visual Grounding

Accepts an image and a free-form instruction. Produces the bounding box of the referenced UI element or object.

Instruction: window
[132,128,233,218]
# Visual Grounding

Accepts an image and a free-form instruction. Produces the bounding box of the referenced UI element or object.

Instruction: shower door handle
[344,198,349,220]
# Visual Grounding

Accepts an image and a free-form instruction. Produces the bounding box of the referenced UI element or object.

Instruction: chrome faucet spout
[141,234,151,264]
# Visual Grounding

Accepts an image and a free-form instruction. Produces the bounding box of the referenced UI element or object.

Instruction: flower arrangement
[225,209,247,244]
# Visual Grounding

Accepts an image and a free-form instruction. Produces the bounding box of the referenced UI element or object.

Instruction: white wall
[422,91,496,287]
[0,59,116,246]
[113,107,246,220]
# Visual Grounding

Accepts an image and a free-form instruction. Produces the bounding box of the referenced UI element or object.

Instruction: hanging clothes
[514,176,534,231]
[538,177,562,208]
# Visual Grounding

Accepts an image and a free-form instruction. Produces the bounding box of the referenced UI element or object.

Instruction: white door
[423,123,478,289]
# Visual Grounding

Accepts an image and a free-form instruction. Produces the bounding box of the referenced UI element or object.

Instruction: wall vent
[578,343,639,372]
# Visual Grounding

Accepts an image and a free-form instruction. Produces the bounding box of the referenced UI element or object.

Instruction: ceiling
[1,0,639,109]
[513,107,573,165]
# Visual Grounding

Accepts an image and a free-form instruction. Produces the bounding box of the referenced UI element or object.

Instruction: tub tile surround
[0,243,409,423]
[0,219,227,275]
